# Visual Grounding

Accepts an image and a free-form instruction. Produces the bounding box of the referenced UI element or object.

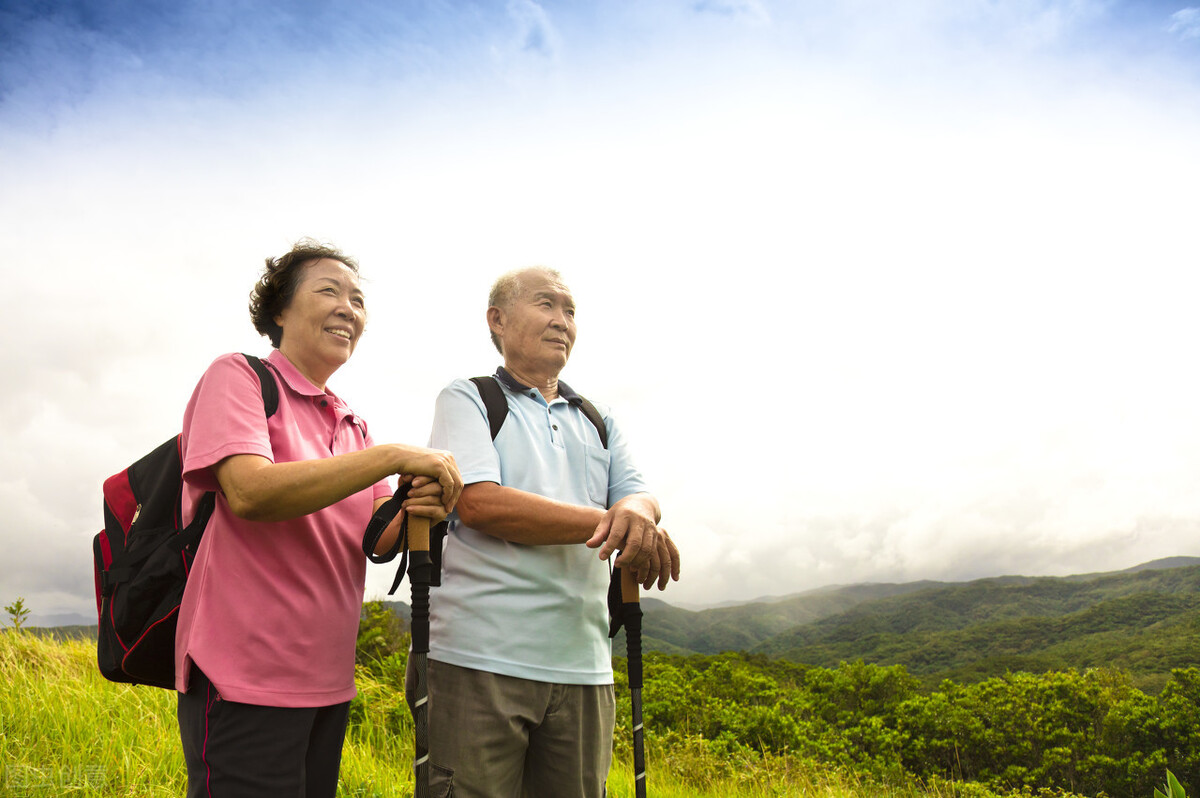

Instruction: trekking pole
[608,561,646,798]
[622,567,647,798]
[407,515,433,798]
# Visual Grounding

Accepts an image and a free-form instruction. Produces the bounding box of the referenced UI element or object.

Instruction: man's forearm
[455,481,605,545]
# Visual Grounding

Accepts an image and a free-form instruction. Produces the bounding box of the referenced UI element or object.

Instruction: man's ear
[486,306,504,339]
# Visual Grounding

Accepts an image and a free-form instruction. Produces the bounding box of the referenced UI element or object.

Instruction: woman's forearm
[215,444,458,522]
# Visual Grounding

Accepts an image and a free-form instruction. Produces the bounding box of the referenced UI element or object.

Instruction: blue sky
[3,0,1200,620]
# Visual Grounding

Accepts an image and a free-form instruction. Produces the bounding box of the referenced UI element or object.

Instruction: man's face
[496,270,577,376]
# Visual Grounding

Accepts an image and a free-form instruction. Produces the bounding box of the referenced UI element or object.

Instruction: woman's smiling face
[273,258,365,388]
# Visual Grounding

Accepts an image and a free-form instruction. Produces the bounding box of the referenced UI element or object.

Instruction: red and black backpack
[92,354,277,689]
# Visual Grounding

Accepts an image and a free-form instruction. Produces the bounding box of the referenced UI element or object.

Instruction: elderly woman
[174,240,462,797]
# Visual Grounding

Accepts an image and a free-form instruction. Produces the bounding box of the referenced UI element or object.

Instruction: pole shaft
[631,688,646,798]
[409,514,433,798]
[620,566,646,798]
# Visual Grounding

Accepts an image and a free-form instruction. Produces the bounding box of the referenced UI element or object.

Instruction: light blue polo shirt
[428,367,648,684]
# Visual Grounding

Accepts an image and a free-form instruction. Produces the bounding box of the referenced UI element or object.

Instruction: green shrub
[1154,770,1187,798]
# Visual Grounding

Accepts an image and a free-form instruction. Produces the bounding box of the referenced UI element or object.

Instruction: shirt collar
[494,366,583,406]
[267,349,337,400]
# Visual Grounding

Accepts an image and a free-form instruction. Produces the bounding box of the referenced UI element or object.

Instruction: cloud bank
[2,0,1200,617]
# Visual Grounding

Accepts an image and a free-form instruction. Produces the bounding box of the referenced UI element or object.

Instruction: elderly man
[416,266,680,797]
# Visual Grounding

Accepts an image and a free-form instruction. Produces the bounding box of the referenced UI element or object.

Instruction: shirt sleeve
[363,427,393,501]
[598,405,649,507]
[180,354,275,492]
[429,379,503,487]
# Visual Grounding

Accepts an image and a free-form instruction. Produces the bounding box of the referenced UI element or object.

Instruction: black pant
[177,667,351,798]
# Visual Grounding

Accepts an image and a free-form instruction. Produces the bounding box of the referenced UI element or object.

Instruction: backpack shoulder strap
[576,397,608,450]
[469,376,508,441]
[242,354,279,418]
[470,374,608,449]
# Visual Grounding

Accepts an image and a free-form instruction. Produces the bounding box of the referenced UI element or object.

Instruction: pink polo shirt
[174,350,391,706]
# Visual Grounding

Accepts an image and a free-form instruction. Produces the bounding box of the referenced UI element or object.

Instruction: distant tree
[4,597,30,631]
[356,600,408,670]
[1156,669,1200,789]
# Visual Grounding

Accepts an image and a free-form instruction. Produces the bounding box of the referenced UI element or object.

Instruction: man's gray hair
[487,266,564,354]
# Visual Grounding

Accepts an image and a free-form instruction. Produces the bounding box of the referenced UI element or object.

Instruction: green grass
[0,630,1069,797]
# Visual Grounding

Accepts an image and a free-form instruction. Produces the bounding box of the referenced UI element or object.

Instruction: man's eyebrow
[532,290,573,305]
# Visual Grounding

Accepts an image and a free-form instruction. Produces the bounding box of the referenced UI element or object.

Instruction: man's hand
[401,475,452,524]
[586,494,680,590]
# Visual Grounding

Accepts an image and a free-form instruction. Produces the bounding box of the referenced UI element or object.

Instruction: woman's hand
[389,445,463,515]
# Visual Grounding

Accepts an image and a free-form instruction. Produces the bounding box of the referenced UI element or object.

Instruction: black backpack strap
[576,397,608,450]
[470,376,509,441]
[471,374,608,449]
[242,354,279,418]
[163,357,275,569]
[169,492,215,557]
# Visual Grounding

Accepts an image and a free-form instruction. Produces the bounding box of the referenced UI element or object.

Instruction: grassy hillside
[2,629,1029,798]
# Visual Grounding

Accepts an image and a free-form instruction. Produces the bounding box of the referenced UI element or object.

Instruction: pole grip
[620,564,641,604]
[409,515,431,553]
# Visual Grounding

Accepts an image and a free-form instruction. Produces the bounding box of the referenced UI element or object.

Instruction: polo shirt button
[320,400,328,407]
[552,424,558,430]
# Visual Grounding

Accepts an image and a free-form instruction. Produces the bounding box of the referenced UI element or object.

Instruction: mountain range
[628,556,1200,691]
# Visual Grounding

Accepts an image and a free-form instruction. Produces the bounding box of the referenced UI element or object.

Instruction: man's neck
[502,362,561,401]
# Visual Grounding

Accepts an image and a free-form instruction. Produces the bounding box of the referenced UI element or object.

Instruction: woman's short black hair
[249,239,360,348]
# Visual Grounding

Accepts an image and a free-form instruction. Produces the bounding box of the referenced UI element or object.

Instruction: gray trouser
[406,658,615,798]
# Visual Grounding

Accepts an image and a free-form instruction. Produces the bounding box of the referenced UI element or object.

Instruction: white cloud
[502,0,562,60]
[692,0,771,25]
[1168,7,1200,39]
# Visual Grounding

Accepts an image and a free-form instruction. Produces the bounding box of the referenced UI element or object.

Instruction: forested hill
[637,557,1200,690]
[43,557,1197,693]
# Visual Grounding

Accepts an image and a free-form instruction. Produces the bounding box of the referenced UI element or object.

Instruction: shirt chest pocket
[583,444,611,506]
